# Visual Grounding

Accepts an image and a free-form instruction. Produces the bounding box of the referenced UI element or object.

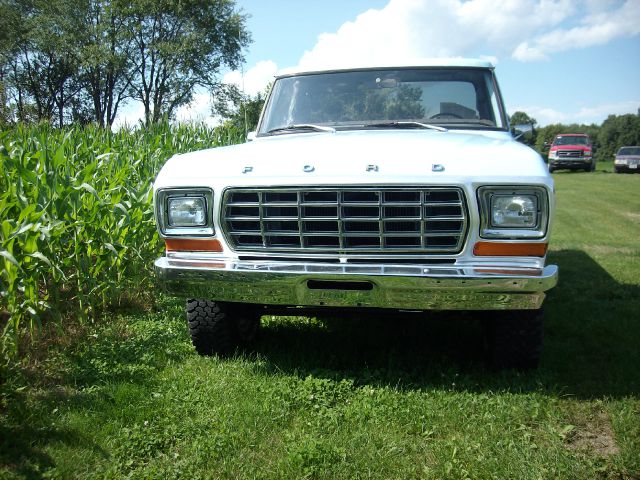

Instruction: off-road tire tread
[186,299,233,356]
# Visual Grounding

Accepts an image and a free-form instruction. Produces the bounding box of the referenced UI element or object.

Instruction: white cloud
[296,0,581,69]
[112,101,145,130]
[508,105,568,125]
[509,100,640,126]
[175,91,219,127]
[149,0,640,124]
[291,0,638,68]
[223,60,278,97]
[512,0,640,61]
[573,100,640,124]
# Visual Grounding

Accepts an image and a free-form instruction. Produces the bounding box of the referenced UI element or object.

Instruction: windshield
[618,147,640,156]
[553,135,590,146]
[259,68,506,135]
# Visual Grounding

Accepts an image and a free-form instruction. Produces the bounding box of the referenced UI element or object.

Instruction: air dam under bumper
[155,257,558,311]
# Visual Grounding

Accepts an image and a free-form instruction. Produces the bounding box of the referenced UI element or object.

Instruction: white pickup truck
[153,59,557,369]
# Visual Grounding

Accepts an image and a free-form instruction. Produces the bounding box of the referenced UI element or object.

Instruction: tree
[127,0,250,125]
[1,0,85,127]
[597,114,640,161]
[213,83,268,133]
[1,0,250,128]
[509,111,537,127]
[78,0,135,127]
[509,111,537,147]
[0,0,31,124]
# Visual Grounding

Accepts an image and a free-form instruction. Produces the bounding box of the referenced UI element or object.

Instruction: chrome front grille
[558,149,583,158]
[222,187,467,253]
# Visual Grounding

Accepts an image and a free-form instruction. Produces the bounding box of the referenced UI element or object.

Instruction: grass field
[1,163,639,478]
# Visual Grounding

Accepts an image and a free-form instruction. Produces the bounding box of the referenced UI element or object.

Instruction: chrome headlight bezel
[477,186,549,239]
[155,187,215,237]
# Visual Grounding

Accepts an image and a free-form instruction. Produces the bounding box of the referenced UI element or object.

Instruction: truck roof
[277,58,495,78]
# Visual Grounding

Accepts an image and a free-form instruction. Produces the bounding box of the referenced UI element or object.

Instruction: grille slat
[223,187,467,253]
[558,149,583,158]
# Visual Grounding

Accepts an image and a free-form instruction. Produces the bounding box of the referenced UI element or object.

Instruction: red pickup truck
[547,133,595,172]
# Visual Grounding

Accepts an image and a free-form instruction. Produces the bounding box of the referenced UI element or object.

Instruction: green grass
[1,165,639,478]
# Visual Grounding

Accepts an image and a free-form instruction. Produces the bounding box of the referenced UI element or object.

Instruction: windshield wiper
[266,124,336,135]
[364,121,447,132]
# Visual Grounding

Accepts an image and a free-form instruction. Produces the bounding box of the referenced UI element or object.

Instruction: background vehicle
[614,146,640,173]
[547,133,595,172]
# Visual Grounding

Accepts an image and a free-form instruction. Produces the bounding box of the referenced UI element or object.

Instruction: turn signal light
[473,241,548,257]
[165,238,223,252]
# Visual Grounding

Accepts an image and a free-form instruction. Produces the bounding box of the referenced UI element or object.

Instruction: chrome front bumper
[155,256,558,311]
[549,158,591,167]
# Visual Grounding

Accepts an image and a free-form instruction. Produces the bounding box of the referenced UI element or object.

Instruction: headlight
[615,158,627,165]
[491,195,537,228]
[168,197,206,226]
[478,186,548,239]
[155,188,215,236]
[583,150,592,157]
[548,151,558,160]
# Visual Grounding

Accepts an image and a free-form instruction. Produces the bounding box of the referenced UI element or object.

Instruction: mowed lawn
[1,167,639,479]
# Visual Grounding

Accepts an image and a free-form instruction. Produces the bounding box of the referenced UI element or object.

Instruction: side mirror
[512,123,533,141]
[246,131,256,142]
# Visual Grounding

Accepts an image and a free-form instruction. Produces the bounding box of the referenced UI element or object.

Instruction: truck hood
[154,129,549,188]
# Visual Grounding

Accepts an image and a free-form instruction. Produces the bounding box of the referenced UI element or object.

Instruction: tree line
[0,0,250,128]
[510,111,640,162]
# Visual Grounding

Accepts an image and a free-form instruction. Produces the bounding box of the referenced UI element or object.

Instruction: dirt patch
[624,212,640,222]
[566,409,620,457]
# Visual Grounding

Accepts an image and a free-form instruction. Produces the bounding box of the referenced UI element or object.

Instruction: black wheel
[187,299,234,355]
[186,300,260,356]
[485,309,544,370]
[590,161,596,172]
[548,165,554,173]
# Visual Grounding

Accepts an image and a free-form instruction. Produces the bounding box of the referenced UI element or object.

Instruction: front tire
[485,309,544,370]
[186,300,260,356]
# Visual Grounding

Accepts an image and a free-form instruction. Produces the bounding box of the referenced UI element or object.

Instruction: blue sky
[138,0,640,128]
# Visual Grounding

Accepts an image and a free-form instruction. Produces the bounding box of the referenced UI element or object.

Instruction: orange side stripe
[165,238,223,252]
[473,241,548,257]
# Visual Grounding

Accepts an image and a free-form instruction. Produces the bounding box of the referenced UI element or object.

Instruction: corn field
[0,122,243,353]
